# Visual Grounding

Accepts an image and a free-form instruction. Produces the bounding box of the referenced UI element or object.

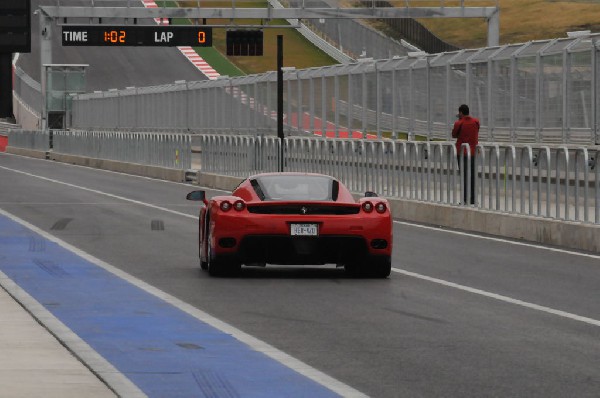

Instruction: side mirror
[364,191,378,197]
[186,190,206,201]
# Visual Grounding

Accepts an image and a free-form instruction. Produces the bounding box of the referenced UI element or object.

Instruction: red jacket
[452,116,480,156]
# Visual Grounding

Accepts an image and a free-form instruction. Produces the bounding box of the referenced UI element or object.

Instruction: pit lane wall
[4,145,599,253]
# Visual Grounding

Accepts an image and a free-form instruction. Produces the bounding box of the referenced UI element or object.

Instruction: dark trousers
[457,154,476,205]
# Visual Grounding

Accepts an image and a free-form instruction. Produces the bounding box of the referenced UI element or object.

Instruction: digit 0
[198,31,206,44]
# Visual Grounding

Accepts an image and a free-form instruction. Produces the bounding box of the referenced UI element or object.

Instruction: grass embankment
[163,1,338,75]
[418,0,600,49]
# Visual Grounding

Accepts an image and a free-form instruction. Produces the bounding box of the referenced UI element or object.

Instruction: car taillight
[362,201,373,213]
[220,201,232,211]
[375,202,387,213]
[233,200,245,211]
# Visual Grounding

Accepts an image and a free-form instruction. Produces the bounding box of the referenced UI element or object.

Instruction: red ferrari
[186,172,392,277]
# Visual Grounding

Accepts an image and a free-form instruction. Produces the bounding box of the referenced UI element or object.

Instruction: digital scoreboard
[62,26,213,47]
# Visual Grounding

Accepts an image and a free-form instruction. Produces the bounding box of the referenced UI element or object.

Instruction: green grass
[194,47,245,77]
[164,11,247,76]
[174,1,338,75]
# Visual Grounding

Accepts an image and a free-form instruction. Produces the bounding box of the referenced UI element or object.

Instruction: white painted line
[0,207,367,398]
[1,152,195,187]
[391,267,600,327]
[0,165,197,220]
[393,220,600,260]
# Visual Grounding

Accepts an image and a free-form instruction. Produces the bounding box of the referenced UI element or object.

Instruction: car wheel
[207,239,240,277]
[207,241,223,276]
[369,256,391,278]
[200,258,208,270]
[207,256,226,277]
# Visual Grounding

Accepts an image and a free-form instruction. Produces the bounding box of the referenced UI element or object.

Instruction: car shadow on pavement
[207,266,392,280]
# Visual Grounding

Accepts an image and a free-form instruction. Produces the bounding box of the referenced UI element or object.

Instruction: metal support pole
[39,11,52,132]
[277,34,284,172]
[487,9,500,47]
[593,39,598,145]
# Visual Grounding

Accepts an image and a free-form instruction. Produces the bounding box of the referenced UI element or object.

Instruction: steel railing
[6,130,598,223]
[7,130,191,170]
[198,134,600,224]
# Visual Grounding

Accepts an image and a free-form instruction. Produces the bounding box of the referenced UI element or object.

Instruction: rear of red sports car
[190,173,392,277]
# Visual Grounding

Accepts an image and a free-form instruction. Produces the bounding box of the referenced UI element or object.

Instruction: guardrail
[267,0,355,64]
[5,130,600,224]
[53,131,192,170]
[199,134,600,224]
[7,130,50,151]
[6,130,192,170]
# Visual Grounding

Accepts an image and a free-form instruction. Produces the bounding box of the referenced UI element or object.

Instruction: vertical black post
[277,35,284,172]
[0,53,13,119]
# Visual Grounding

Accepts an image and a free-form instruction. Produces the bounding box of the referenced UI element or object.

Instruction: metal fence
[7,130,50,151]
[6,129,599,224]
[70,33,600,145]
[200,134,600,224]
[7,130,192,170]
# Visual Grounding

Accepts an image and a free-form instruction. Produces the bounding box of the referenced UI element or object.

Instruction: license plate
[290,223,319,236]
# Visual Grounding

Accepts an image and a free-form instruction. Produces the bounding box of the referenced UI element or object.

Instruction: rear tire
[207,241,240,277]
[369,257,391,278]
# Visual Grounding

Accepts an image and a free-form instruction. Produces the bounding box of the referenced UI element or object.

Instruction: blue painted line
[0,215,340,398]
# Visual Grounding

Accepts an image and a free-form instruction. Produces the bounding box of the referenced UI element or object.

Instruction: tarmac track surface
[1,153,600,397]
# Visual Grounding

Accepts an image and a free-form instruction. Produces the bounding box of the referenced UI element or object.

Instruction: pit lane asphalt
[1,153,600,397]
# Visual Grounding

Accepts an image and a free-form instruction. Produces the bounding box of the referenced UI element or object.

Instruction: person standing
[452,104,480,205]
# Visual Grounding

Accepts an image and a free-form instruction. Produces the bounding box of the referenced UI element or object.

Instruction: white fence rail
[7,130,192,170]
[199,134,600,224]
[5,130,599,224]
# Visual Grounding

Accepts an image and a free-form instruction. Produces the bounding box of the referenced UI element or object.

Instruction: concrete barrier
[6,148,186,182]
[6,146,48,159]
[387,200,599,253]
[49,153,186,183]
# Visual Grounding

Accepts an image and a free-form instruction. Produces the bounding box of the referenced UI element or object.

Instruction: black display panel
[61,25,213,47]
[0,0,31,53]
[226,30,263,56]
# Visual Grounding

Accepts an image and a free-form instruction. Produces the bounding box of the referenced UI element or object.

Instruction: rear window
[252,175,337,201]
